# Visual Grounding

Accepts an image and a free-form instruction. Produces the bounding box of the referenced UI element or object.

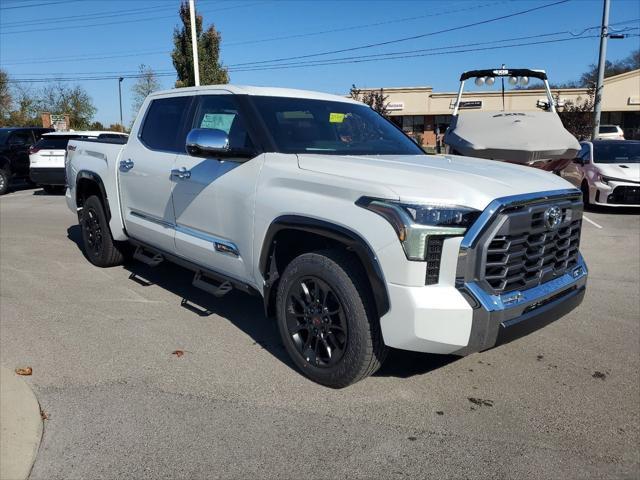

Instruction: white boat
[444,68,580,172]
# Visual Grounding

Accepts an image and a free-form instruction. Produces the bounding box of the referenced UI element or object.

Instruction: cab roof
[149,85,363,105]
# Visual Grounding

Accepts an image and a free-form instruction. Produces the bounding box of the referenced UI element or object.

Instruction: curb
[0,366,43,480]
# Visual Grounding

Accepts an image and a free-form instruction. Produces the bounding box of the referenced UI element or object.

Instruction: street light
[118,77,124,132]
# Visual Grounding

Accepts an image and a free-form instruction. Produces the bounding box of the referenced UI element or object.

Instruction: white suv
[597,125,625,140]
[65,85,588,387]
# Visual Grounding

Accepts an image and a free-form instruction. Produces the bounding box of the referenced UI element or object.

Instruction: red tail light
[29,146,40,154]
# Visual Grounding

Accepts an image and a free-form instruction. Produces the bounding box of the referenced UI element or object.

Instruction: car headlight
[356,197,480,261]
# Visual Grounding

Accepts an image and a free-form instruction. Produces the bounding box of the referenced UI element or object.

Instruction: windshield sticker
[329,113,345,123]
[200,113,235,132]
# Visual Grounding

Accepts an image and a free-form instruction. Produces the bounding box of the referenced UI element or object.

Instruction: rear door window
[9,131,34,146]
[140,96,194,152]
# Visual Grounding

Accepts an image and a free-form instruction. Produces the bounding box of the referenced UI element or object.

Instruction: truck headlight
[356,197,480,261]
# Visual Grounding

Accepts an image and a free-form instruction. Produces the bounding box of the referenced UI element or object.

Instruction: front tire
[79,195,126,267]
[276,250,387,388]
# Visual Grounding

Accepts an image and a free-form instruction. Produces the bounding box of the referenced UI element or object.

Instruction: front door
[119,94,194,253]
[171,93,263,283]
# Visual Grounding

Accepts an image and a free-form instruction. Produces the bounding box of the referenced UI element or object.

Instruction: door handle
[119,159,134,171]
[170,167,191,179]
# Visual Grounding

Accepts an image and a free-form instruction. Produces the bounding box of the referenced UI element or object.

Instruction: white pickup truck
[65,85,588,387]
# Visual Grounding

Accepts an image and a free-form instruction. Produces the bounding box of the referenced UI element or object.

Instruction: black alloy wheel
[285,275,348,367]
[83,206,104,257]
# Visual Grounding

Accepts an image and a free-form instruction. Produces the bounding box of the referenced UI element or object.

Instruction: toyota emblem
[544,206,562,230]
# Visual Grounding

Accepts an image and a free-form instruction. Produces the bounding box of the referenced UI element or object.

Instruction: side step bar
[127,238,260,298]
[192,271,233,298]
[133,245,164,267]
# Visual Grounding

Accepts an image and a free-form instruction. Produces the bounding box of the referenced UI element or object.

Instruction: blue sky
[1,0,638,126]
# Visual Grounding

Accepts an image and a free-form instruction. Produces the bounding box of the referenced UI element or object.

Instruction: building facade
[365,69,640,146]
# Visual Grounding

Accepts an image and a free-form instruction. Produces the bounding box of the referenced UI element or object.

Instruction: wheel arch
[259,215,390,320]
[75,171,111,221]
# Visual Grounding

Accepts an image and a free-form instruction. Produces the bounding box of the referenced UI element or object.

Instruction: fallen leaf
[15,367,32,376]
[40,409,49,420]
[172,350,185,358]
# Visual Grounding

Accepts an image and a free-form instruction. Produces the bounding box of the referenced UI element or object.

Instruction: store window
[401,115,424,135]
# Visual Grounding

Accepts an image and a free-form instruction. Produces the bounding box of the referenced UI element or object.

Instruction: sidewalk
[0,366,42,480]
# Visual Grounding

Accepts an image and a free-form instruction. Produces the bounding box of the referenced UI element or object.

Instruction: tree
[39,83,96,129]
[131,64,161,116]
[6,84,41,127]
[557,85,596,140]
[349,84,389,116]
[171,1,229,87]
[89,121,105,130]
[0,69,12,124]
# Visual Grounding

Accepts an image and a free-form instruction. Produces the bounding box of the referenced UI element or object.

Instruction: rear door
[171,92,263,282]
[118,94,195,253]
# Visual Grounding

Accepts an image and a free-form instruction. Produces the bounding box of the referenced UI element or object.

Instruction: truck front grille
[482,198,582,294]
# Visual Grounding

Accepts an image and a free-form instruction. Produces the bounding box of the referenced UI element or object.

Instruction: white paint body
[562,141,640,207]
[66,85,580,354]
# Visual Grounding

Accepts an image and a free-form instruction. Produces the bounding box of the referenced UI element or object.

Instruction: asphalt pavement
[0,188,638,479]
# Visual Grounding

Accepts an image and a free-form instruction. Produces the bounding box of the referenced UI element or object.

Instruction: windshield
[252,96,424,155]
[593,142,640,164]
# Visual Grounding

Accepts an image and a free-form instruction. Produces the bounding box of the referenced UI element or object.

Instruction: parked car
[596,125,625,140]
[0,127,54,195]
[29,131,128,194]
[562,140,640,207]
[65,86,588,387]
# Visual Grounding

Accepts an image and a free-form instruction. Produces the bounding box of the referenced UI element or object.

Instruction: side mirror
[186,128,230,157]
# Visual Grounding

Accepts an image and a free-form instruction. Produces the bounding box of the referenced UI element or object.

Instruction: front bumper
[30,167,66,186]
[591,181,640,207]
[378,189,588,355]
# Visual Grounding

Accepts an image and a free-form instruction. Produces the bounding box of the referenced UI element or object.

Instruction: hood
[594,162,640,182]
[298,153,576,211]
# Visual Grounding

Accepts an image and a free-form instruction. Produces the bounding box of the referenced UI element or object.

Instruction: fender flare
[259,215,390,317]
[75,170,111,221]
[0,156,11,172]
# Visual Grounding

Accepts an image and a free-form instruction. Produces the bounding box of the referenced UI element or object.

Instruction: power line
[10,29,637,83]
[0,0,80,10]
[227,25,639,71]
[227,32,639,73]
[224,1,508,47]
[0,1,267,35]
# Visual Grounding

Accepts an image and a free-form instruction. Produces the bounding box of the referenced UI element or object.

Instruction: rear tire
[275,249,387,388]
[79,195,126,267]
[0,169,9,195]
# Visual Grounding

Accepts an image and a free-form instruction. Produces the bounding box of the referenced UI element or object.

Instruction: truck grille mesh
[483,201,582,294]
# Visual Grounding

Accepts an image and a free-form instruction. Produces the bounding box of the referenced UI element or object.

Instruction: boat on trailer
[444,68,580,172]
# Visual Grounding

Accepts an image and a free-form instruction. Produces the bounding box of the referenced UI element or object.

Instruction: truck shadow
[66,225,458,380]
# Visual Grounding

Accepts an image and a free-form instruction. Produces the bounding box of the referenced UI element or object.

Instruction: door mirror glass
[185,128,229,157]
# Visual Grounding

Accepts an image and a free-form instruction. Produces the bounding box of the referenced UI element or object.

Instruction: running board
[133,245,164,267]
[192,271,233,298]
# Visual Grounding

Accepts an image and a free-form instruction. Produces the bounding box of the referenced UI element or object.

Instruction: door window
[193,95,253,150]
[9,131,33,146]
[139,96,193,152]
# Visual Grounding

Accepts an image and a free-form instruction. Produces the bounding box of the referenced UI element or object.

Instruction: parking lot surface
[1,188,638,479]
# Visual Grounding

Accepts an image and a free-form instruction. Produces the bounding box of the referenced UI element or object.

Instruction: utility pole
[189,0,200,86]
[118,77,124,131]
[592,0,610,140]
